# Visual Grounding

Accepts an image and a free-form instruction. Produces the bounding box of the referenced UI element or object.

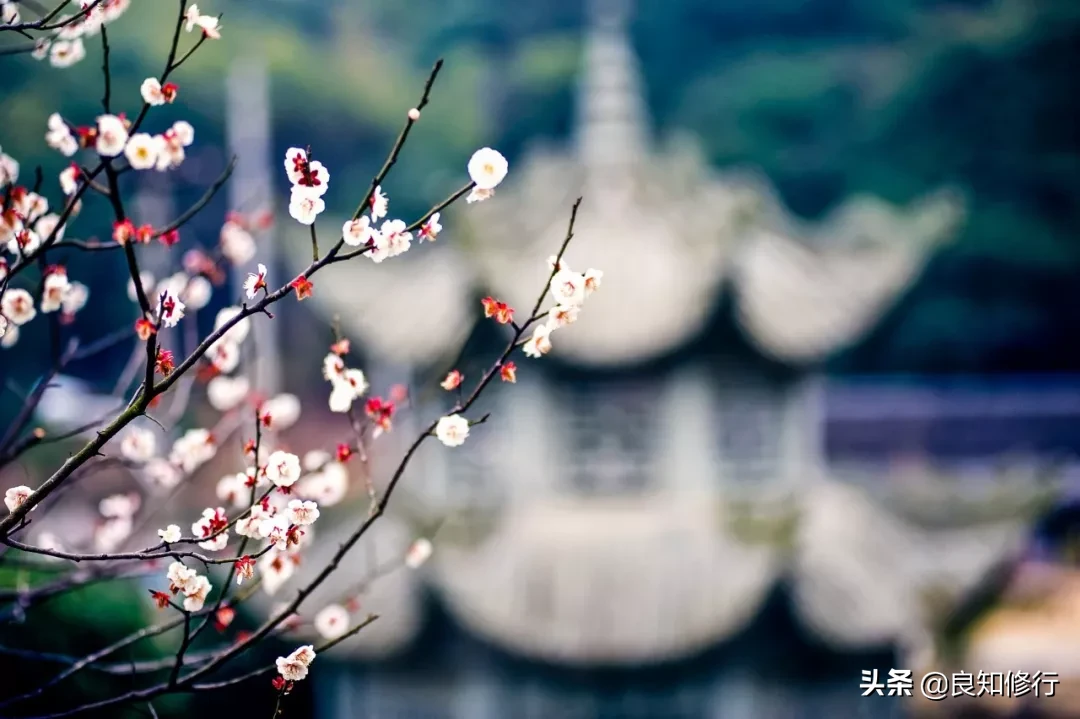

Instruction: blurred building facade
[285,0,1074,715]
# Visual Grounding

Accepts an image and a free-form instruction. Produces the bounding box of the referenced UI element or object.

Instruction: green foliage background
[1,0,1078,378]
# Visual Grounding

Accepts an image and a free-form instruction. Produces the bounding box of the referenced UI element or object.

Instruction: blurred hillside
[1,0,1078,374]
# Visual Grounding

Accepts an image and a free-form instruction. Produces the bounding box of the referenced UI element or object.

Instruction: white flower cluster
[275,645,316,683]
[166,561,213,612]
[23,0,131,69]
[322,352,369,413]
[523,258,604,359]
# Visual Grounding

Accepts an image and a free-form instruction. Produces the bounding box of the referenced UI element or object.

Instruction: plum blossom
[213,306,251,345]
[243,263,267,299]
[584,268,603,295]
[50,38,86,68]
[124,133,160,170]
[220,220,255,264]
[99,493,140,518]
[260,551,295,595]
[206,375,250,411]
[4,485,31,513]
[435,414,470,447]
[167,562,198,594]
[467,147,508,190]
[158,525,181,543]
[369,185,388,221]
[418,212,442,242]
[368,219,411,263]
[46,114,78,156]
[522,323,553,358]
[120,426,157,463]
[314,604,350,640]
[192,507,229,551]
[441,370,463,391]
[35,214,66,244]
[288,187,325,225]
[342,217,374,247]
[95,114,128,157]
[184,4,221,39]
[0,2,19,23]
[142,458,182,490]
[546,304,580,328]
[0,147,17,186]
[327,367,368,413]
[40,270,71,313]
[183,575,212,611]
[286,499,319,526]
[140,77,177,105]
[296,462,348,507]
[169,428,216,474]
[217,471,252,508]
[262,393,301,429]
[405,537,433,569]
[276,645,315,682]
[549,268,587,307]
[208,340,240,373]
[265,451,301,488]
[156,288,185,328]
[2,289,36,326]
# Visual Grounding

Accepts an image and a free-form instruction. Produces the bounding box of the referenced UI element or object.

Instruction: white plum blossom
[297,463,349,507]
[220,220,255,264]
[206,375,250,411]
[128,271,155,303]
[287,499,319,526]
[288,187,325,225]
[181,275,212,310]
[192,507,229,551]
[467,147,508,190]
[342,217,373,247]
[418,212,442,241]
[265,451,301,488]
[405,537,433,569]
[46,114,78,156]
[328,368,368,413]
[40,271,71,313]
[243,263,267,299]
[213,306,251,345]
[369,185,388,221]
[140,77,168,105]
[0,147,17,186]
[435,414,470,448]
[183,574,212,612]
[2,289,36,326]
[95,114,129,157]
[59,164,79,194]
[1,2,19,24]
[584,268,603,295]
[35,214,66,244]
[99,493,140,518]
[156,288,185,328]
[158,525,181,543]
[262,393,301,429]
[368,219,411,263]
[171,120,194,147]
[208,340,240,373]
[169,428,216,474]
[549,268,587,307]
[303,450,331,472]
[216,471,252,508]
[184,4,220,39]
[546,304,580,329]
[49,38,86,68]
[276,645,315,682]
[4,485,31,513]
[522,323,553,358]
[124,133,160,170]
[94,516,132,552]
[314,604,350,640]
[259,551,295,595]
[142,458,182,490]
[120,427,157,463]
[167,561,197,593]
[61,281,89,316]
[283,147,307,184]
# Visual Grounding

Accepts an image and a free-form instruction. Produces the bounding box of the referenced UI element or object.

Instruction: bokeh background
[2,0,1080,717]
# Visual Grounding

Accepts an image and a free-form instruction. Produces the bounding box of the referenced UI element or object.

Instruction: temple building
[274,0,1071,715]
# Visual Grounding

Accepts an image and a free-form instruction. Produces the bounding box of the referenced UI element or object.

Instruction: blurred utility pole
[226,57,282,395]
